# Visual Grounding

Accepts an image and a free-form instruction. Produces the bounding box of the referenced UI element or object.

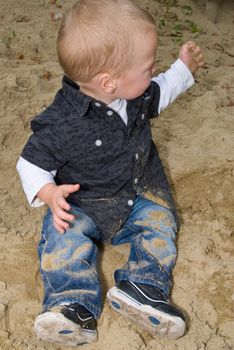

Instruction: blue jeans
[38,195,178,319]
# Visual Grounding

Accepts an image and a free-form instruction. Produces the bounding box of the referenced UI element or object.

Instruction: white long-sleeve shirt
[17,59,194,207]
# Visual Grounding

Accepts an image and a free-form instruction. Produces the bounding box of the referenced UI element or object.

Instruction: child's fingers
[63,184,80,196]
[56,207,75,222]
[180,41,204,73]
[198,58,205,67]
[194,46,202,56]
[185,42,202,56]
[185,41,196,51]
[54,220,68,234]
[194,51,204,65]
[186,40,195,47]
[56,196,71,211]
[54,214,70,234]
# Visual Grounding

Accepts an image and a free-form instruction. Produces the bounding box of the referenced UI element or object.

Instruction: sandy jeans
[38,196,178,319]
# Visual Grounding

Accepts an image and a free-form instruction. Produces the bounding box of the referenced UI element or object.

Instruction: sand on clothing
[0,0,233,349]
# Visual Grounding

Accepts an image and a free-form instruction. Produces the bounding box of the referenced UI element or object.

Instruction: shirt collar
[61,75,93,117]
[61,75,145,118]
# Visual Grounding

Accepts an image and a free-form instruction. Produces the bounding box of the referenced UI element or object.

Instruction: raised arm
[152,41,204,114]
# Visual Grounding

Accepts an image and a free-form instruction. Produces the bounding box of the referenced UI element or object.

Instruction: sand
[0,0,233,349]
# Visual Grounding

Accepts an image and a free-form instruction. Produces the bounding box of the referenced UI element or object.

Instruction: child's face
[116,30,157,100]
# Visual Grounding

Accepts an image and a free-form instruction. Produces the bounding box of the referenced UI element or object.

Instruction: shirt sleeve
[152,58,195,114]
[21,110,67,172]
[16,156,57,207]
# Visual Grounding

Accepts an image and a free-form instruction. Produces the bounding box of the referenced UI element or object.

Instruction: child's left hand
[179,41,204,74]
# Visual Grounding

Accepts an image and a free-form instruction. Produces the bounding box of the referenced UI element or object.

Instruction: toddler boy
[17,0,204,346]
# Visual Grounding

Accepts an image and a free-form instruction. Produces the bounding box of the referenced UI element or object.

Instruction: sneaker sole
[34,312,97,346]
[107,286,186,339]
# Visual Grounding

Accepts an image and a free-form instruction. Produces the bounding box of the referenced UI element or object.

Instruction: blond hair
[57,0,156,82]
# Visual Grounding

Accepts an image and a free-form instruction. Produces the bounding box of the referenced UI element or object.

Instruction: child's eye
[144,68,151,74]
[144,64,156,75]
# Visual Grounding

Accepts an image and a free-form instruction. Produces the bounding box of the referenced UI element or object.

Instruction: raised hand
[179,41,204,74]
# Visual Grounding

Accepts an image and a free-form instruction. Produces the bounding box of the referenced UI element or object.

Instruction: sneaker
[34,303,97,346]
[107,280,186,339]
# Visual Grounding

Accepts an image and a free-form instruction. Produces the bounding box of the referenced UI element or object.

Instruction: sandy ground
[0,0,233,349]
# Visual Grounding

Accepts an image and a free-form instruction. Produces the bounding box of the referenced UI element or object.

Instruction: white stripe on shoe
[129,281,169,304]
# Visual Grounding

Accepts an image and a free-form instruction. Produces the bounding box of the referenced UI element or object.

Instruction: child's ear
[99,73,117,94]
